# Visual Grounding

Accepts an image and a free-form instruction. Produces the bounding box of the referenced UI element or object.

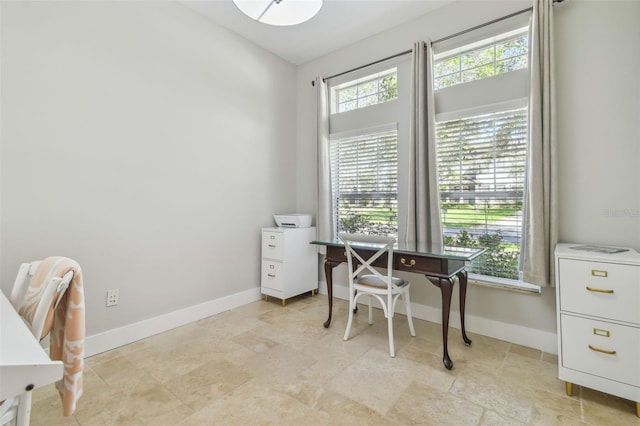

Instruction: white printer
[273,214,312,228]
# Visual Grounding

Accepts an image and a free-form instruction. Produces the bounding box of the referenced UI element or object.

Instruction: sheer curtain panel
[316,77,334,251]
[402,40,443,252]
[521,0,558,286]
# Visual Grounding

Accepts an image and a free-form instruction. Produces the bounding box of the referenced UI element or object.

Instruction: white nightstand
[261,227,317,306]
[555,243,640,417]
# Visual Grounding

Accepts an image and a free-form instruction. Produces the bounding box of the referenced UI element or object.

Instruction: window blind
[437,108,527,279]
[330,129,398,238]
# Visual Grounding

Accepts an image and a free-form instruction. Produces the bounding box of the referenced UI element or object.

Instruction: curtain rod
[318,0,564,84]
[320,49,411,83]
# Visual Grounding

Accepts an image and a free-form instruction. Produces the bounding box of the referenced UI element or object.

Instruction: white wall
[555,0,640,248]
[295,0,640,353]
[1,1,297,337]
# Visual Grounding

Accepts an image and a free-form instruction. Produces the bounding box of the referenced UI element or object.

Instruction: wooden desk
[311,240,484,370]
[0,291,63,401]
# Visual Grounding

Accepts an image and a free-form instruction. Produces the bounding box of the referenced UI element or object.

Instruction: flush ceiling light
[233,0,323,26]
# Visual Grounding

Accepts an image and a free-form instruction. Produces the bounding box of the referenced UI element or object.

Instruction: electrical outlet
[106,289,119,307]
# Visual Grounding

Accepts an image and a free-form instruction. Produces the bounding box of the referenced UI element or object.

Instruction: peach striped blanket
[17,256,84,416]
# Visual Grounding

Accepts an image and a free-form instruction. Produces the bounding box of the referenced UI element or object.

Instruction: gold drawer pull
[586,286,614,294]
[588,345,616,355]
[591,269,608,277]
[267,273,276,278]
[268,244,276,248]
[400,258,416,267]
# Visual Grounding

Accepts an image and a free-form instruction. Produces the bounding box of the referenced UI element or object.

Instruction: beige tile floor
[31,294,639,425]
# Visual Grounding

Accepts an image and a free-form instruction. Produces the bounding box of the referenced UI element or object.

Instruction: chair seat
[356,274,408,289]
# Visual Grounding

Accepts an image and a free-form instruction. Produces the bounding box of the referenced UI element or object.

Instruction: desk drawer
[560,314,640,387]
[558,259,640,324]
[261,260,283,291]
[394,254,442,274]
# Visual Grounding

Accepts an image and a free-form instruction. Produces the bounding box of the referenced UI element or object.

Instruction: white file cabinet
[555,243,640,417]
[261,227,317,306]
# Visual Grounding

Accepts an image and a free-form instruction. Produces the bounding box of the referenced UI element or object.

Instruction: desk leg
[457,270,472,345]
[323,259,339,328]
[428,276,454,370]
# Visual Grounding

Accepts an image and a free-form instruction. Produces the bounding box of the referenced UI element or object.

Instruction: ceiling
[179,0,454,65]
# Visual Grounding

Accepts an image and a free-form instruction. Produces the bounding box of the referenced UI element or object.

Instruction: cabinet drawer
[558,259,640,324]
[560,314,640,387]
[261,260,283,291]
[262,231,284,260]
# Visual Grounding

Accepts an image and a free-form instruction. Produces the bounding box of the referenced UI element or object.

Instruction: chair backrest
[10,261,73,340]
[339,233,396,287]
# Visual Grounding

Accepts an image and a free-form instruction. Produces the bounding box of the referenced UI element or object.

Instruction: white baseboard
[316,280,558,355]
[85,281,557,358]
[85,287,263,357]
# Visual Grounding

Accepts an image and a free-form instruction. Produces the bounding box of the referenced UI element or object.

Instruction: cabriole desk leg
[323,260,339,328]
[456,270,472,345]
[428,275,455,370]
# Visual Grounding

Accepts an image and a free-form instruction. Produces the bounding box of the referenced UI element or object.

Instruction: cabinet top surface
[263,226,316,232]
[555,243,640,265]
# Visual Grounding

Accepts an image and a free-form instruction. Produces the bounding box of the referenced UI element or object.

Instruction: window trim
[469,273,541,294]
[329,122,397,141]
[435,97,527,123]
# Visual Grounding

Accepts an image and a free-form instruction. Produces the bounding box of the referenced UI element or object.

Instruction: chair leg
[344,290,355,341]
[404,292,416,337]
[368,295,373,325]
[388,314,395,357]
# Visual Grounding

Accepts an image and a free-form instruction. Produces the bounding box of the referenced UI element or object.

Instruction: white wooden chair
[340,233,416,357]
[0,262,73,426]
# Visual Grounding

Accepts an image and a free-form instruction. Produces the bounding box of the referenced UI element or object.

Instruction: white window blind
[330,128,398,238]
[437,108,527,280]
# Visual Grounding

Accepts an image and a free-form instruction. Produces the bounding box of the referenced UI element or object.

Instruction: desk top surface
[311,239,484,262]
[1,291,63,400]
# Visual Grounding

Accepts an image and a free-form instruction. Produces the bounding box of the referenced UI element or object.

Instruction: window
[434,16,532,285]
[331,128,398,238]
[332,68,398,113]
[437,108,527,279]
[434,28,529,90]
[328,58,409,240]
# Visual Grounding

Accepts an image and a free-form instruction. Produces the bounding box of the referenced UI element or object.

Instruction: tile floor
[31,294,639,425]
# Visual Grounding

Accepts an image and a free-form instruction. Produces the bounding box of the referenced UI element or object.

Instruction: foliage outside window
[434,31,528,90]
[330,130,398,238]
[437,108,527,280]
[334,69,398,113]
